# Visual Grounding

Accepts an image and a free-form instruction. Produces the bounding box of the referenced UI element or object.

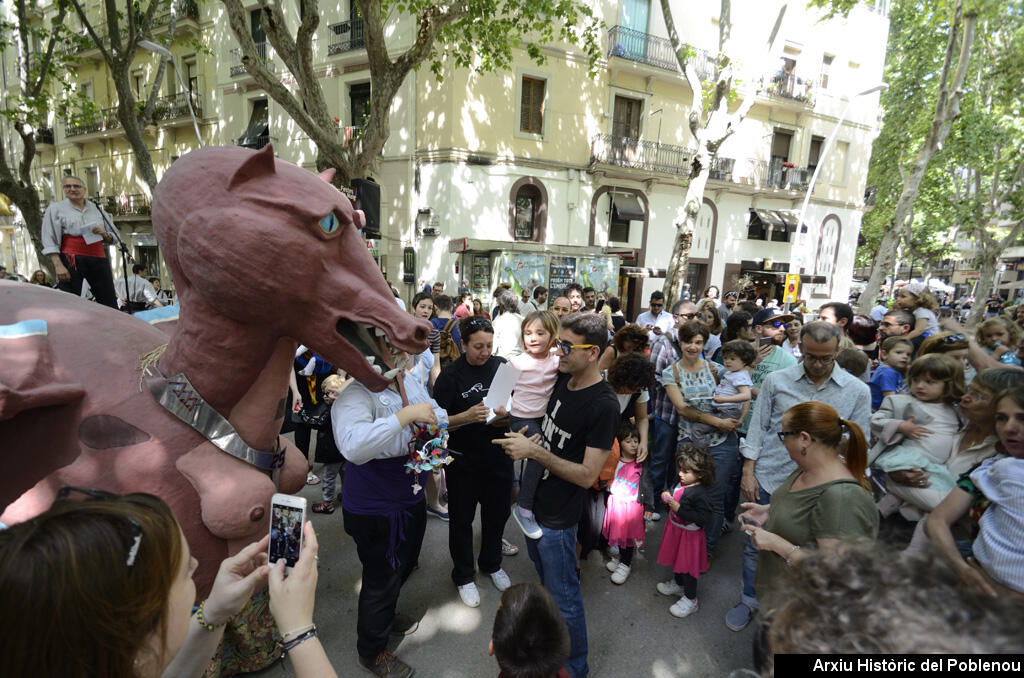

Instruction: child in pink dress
[656,444,715,618]
[602,422,654,585]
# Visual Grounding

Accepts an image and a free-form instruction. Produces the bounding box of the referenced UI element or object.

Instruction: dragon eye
[318,212,340,234]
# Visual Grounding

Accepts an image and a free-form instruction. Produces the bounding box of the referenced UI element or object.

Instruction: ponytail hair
[782,402,870,491]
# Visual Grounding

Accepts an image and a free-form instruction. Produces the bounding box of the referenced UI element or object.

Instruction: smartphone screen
[268,495,306,570]
[596,299,605,312]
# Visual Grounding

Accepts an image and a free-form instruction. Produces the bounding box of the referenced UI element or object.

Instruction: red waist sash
[61,234,106,258]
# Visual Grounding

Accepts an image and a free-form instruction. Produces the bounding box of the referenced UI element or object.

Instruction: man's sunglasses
[556,339,596,355]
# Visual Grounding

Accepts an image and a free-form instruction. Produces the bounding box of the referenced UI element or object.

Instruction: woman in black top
[432,316,514,607]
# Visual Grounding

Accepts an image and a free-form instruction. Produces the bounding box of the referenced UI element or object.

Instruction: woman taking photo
[661,321,740,555]
[739,401,878,610]
[0,489,333,678]
[432,316,516,608]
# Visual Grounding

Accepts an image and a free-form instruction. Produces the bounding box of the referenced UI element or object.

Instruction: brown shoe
[358,650,414,677]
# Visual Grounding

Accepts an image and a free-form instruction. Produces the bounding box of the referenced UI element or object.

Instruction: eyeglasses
[675,312,697,320]
[55,486,144,567]
[62,184,85,190]
[464,317,492,333]
[649,303,664,308]
[963,387,992,402]
[936,333,966,345]
[777,431,799,443]
[762,320,785,329]
[802,353,836,365]
[557,339,596,355]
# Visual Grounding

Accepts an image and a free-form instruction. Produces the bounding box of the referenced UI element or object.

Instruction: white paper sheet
[81,223,104,245]
[483,362,521,422]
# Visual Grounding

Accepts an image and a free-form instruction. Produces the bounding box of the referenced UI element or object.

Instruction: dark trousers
[674,572,698,600]
[510,415,543,509]
[57,253,117,309]
[447,460,513,585]
[343,503,426,658]
[294,423,312,458]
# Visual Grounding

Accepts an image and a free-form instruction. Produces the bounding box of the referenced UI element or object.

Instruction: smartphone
[268,493,307,573]
[758,336,774,348]
[596,299,605,312]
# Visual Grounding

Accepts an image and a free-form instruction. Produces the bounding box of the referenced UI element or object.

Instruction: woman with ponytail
[738,401,879,610]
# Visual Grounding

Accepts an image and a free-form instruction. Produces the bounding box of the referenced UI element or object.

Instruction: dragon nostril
[413,326,428,343]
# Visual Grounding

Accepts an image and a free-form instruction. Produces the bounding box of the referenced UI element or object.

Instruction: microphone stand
[90,197,133,313]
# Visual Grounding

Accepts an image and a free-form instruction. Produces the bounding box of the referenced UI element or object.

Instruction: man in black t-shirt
[493,312,618,678]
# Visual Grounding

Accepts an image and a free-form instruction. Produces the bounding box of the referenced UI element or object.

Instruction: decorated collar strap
[149,371,285,473]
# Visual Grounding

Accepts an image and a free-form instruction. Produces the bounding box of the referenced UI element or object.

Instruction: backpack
[438,317,461,366]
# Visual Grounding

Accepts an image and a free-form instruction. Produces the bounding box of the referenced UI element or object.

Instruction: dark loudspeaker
[351,178,380,238]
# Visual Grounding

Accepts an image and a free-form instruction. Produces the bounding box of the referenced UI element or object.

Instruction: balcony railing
[237,134,275,150]
[65,107,121,137]
[327,18,365,55]
[744,159,811,190]
[591,134,692,176]
[152,0,200,26]
[100,193,151,217]
[607,26,714,80]
[34,127,54,145]
[764,72,813,104]
[230,43,275,77]
[152,92,203,121]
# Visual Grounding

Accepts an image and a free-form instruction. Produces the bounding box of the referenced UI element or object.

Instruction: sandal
[306,473,321,485]
[311,501,335,514]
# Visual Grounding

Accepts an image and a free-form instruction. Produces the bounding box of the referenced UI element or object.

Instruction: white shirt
[40,199,115,255]
[115,275,159,304]
[635,309,675,341]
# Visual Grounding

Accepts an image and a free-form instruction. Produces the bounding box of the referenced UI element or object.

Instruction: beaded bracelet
[277,625,318,652]
[194,600,225,631]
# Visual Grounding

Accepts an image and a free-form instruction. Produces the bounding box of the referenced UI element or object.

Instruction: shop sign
[549,256,577,295]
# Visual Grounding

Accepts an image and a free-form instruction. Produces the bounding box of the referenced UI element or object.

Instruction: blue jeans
[527,523,588,678]
[741,484,771,609]
[704,432,741,556]
[649,416,677,503]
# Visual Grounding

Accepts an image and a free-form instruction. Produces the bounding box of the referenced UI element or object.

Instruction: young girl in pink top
[507,310,561,539]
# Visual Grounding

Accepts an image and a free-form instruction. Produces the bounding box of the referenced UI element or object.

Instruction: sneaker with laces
[501,538,519,556]
[490,568,511,592]
[610,563,631,585]
[725,602,755,631]
[669,596,699,618]
[358,650,414,678]
[656,580,683,596]
[457,582,480,607]
[605,558,620,573]
[512,505,543,539]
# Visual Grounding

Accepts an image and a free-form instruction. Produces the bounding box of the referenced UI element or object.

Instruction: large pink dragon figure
[0,145,429,673]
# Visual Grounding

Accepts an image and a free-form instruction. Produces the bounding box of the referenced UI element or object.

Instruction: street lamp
[138,40,203,147]
[787,82,887,305]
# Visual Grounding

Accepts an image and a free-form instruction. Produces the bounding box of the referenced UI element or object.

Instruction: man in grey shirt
[725,321,870,632]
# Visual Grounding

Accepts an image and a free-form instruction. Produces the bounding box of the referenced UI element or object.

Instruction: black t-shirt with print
[432,354,511,474]
[533,372,619,530]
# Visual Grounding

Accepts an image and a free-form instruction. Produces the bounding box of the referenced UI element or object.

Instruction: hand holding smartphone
[269,493,307,573]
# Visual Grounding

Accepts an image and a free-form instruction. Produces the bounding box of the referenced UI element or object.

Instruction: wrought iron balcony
[100,193,151,217]
[746,159,811,190]
[152,92,203,121]
[764,72,813,104]
[606,26,714,80]
[230,43,275,77]
[152,0,200,26]
[65,107,121,137]
[327,18,365,55]
[237,134,275,150]
[591,134,693,176]
[34,127,54,145]
[708,156,735,180]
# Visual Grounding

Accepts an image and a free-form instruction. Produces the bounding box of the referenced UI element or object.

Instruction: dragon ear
[228,144,276,190]
[318,168,336,183]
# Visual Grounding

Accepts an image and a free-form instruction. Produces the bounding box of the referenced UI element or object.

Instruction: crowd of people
[3,276,1024,678]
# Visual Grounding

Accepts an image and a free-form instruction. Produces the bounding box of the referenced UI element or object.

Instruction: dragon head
[152,145,429,391]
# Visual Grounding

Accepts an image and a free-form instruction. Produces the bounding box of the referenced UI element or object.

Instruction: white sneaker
[610,563,631,585]
[657,580,684,596]
[490,568,511,592]
[669,596,699,618]
[457,582,480,607]
[605,558,620,573]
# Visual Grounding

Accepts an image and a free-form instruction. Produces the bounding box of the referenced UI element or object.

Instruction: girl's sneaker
[669,596,699,618]
[311,501,335,514]
[610,563,631,585]
[657,580,683,596]
[605,558,620,573]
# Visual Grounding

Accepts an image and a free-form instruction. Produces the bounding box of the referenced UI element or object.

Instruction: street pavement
[247,456,759,678]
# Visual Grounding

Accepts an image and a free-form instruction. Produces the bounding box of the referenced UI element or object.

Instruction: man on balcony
[41,176,118,308]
